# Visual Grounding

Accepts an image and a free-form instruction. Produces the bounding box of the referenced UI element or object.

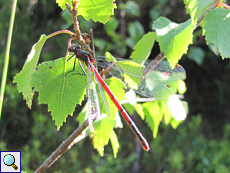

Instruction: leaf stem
[0,0,18,121]
[216,3,230,9]
[46,30,76,39]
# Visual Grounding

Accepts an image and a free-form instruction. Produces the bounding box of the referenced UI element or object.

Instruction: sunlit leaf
[93,117,116,156]
[31,57,88,130]
[56,0,72,10]
[153,17,193,62]
[110,130,119,158]
[130,32,156,65]
[143,102,163,138]
[13,35,47,108]
[134,103,145,120]
[78,0,117,24]
[170,118,183,129]
[183,0,213,25]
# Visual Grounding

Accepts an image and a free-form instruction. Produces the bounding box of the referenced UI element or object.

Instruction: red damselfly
[67,45,186,151]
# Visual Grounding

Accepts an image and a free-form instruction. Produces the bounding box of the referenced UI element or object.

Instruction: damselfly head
[68,44,81,52]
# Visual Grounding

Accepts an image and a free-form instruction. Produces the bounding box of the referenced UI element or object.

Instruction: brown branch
[66,2,93,55]
[35,120,89,173]
[66,2,81,40]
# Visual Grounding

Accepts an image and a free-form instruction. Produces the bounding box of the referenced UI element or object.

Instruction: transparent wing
[90,62,111,117]
[95,57,186,100]
[87,63,100,132]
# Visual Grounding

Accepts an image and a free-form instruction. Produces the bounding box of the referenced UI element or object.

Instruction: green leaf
[127,21,145,47]
[110,130,119,158]
[104,17,119,36]
[187,46,205,65]
[30,57,88,130]
[130,32,156,64]
[56,0,72,10]
[134,103,145,120]
[143,102,163,138]
[105,52,117,62]
[78,0,117,24]
[57,0,116,23]
[13,35,47,108]
[161,101,172,125]
[183,0,213,25]
[125,1,140,17]
[170,118,183,129]
[93,117,116,156]
[202,8,230,59]
[123,103,135,116]
[153,17,193,62]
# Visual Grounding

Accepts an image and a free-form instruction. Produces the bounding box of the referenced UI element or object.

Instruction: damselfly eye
[68,47,74,52]
[75,44,81,49]
[68,45,81,52]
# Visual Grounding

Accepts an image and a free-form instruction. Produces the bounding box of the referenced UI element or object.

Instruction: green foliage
[92,117,117,157]
[13,0,187,156]
[153,18,193,62]
[127,21,145,48]
[143,101,163,138]
[57,0,116,24]
[143,115,230,172]
[130,32,156,63]
[2,113,230,172]
[123,1,140,17]
[31,57,88,130]
[56,0,72,10]
[183,0,213,25]
[13,35,47,108]
[78,0,116,23]
[202,7,230,58]
[187,46,205,65]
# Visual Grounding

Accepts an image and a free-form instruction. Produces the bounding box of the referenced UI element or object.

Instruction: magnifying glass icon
[3,154,18,170]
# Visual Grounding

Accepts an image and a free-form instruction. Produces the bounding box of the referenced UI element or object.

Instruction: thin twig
[142,52,165,80]
[66,2,93,55]
[35,120,89,173]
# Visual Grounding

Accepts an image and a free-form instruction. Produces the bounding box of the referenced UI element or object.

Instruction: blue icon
[3,154,18,170]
